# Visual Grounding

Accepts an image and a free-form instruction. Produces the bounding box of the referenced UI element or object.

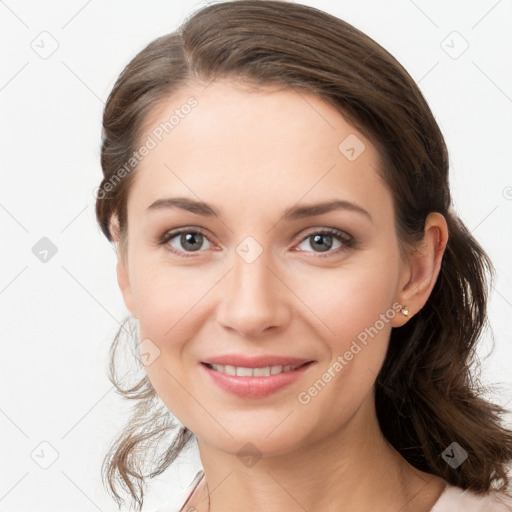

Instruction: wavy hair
[95,1,512,509]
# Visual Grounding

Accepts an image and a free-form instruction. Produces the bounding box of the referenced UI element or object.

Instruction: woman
[95,1,512,511]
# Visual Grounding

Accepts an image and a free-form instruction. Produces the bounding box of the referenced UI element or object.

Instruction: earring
[400,306,409,316]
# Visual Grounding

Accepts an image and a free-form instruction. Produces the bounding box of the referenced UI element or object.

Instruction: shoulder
[432,484,512,512]
[151,470,204,512]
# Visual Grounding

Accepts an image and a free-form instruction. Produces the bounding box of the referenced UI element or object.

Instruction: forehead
[127,80,392,225]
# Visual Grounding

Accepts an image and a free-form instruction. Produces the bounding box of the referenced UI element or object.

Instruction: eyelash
[157,227,356,258]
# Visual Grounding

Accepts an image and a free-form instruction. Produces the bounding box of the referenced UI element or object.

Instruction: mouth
[202,362,310,377]
[200,359,316,398]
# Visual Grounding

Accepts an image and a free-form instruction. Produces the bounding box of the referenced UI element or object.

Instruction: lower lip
[201,362,314,398]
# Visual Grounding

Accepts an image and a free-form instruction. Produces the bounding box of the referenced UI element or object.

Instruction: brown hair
[95,1,512,509]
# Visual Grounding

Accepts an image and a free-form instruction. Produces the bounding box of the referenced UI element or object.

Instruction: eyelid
[298,227,353,244]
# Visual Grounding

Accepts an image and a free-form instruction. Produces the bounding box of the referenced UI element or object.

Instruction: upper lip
[202,355,314,368]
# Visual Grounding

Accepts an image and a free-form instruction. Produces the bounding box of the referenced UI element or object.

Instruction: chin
[192,414,321,459]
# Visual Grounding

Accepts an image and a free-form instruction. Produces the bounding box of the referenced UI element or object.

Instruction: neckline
[428,481,450,511]
[180,472,462,512]
[179,470,205,512]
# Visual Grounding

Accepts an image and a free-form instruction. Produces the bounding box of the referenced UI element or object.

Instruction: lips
[200,355,315,398]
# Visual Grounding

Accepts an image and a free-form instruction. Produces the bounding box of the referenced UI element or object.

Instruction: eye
[158,227,355,258]
[159,228,213,256]
[294,228,355,257]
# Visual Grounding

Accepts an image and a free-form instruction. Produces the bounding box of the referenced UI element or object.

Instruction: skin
[112,80,449,512]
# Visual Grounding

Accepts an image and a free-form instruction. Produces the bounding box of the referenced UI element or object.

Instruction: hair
[95,1,512,510]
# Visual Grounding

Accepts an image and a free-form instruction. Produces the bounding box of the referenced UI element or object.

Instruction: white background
[1,0,511,510]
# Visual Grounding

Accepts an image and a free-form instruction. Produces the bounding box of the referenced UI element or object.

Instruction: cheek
[292,256,398,350]
[132,275,200,429]
[128,259,215,422]
[294,304,394,445]
[290,261,397,425]
[130,255,211,339]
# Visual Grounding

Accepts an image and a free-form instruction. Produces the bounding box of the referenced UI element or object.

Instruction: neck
[189,392,446,512]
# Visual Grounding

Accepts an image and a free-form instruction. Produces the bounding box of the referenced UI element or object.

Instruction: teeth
[224,365,236,376]
[271,365,282,375]
[253,367,270,376]
[236,366,253,377]
[209,364,301,376]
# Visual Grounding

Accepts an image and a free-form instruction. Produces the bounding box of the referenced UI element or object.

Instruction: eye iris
[181,232,203,251]
[310,233,333,252]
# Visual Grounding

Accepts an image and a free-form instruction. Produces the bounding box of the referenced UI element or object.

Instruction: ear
[392,212,448,327]
[109,215,138,319]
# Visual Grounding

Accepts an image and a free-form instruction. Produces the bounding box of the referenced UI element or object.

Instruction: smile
[206,363,303,377]
[201,360,315,398]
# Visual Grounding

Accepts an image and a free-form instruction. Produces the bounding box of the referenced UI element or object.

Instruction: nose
[216,247,291,338]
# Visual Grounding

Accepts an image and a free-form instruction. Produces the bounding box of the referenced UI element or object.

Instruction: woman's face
[116,80,412,457]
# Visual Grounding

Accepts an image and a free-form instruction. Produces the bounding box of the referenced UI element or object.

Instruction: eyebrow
[146,197,373,223]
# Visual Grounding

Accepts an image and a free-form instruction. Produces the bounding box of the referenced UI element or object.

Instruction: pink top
[153,471,512,512]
